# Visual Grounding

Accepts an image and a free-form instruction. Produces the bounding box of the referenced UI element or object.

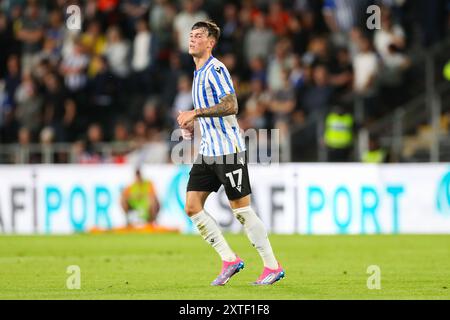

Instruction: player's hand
[177,110,196,129]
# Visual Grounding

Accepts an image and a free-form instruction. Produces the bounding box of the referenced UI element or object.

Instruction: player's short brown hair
[191,20,221,44]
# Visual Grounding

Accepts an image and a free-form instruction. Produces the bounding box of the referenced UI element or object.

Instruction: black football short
[187,151,252,200]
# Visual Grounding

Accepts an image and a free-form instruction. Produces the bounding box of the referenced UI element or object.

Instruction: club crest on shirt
[214,66,221,74]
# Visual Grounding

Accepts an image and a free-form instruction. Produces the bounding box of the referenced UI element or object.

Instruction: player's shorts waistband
[195,151,248,166]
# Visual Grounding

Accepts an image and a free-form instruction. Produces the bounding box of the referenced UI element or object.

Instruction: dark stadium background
[1,0,449,164]
[1,0,450,301]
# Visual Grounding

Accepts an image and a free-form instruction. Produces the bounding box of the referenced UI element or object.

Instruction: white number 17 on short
[225,169,242,188]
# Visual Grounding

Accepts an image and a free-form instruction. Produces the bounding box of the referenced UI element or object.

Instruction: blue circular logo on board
[436,170,450,215]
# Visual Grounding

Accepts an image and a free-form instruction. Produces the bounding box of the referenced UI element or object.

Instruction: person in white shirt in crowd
[353,34,380,119]
[131,18,158,94]
[353,35,379,95]
[105,25,131,80]
[173,0,208,70]
[374,8,410,91]
[266,38,295,92]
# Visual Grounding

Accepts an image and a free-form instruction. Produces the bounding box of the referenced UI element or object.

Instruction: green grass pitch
[0,234,449,299]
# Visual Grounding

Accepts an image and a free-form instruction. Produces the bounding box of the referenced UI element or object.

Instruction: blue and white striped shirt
[192,55,246,156]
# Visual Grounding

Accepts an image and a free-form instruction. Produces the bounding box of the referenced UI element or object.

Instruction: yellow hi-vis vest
[443,60,450,81]
[324,112,353,149]
[362,149,386,163]
[123,181,155,220]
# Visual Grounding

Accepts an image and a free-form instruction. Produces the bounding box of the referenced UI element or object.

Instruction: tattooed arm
[194,93,238,118]
[177,94,238,128]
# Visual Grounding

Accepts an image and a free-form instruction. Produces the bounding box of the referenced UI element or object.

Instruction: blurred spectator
[127,117,169,163]
[122,0,150,36]
[419,0,449,47]
[121,168,160,226]
[248,56,267,85]
[81,20,107,76]
[4,55,21,108]
[241,78,270,130]
[161,52,184,108]
[0,99,16,144]
[266,1,290,36]
[131,18,158,94]
[81,20,106,55]
[218,3,242,54]
[105,25,130,79]
[353,35,379,119]
[61,99,80,143]
[33,59,52,88]
[45,9,65,56]
[173,0,208,69]
[40,126,55,145]
[244,13,275,64]
[84,0,99,22]
[87,55,117,127]
[361,134,389,163]
[78,122,104,163]
[0,81,8,125]
[302,35,330,66]
[329,47,353,101]
[113,121,130,143]
[268,69,296,138]
[221,52,237,74]
[374,8,406,61]
[15,1,45,73]
[0,87,17,144]
[0,11,19,78]
[97,0,120,29]
[149,0,177,51]
[171,74,193,128]
[444,59,450,81]
[288,54,305,90]
[131,120,148,148]
[60,39,89,94]
[111,121,131,163]
[324,105,354,162]
[142,97,165,140]
[240,0,262,24]
[322,0,372,46]
[18,126,31,146]
[267,38,294,91]
[299,64,333,120]
[287,13,311,56]
[37,38,60,68]
[348,26,363,58]
[375,8,410,107]
[42,72,67,140]
[14,72,42,136]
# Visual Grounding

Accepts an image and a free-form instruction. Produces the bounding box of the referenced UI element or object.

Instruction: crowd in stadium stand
[0,0,450,163]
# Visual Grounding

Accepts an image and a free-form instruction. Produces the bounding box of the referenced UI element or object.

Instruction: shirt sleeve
[208,64,235,99]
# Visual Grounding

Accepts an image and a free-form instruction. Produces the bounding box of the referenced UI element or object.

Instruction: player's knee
[184,203,203,217]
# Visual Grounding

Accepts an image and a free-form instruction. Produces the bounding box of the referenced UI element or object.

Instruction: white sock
[232,206,278,269]
[190,210,236,262]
